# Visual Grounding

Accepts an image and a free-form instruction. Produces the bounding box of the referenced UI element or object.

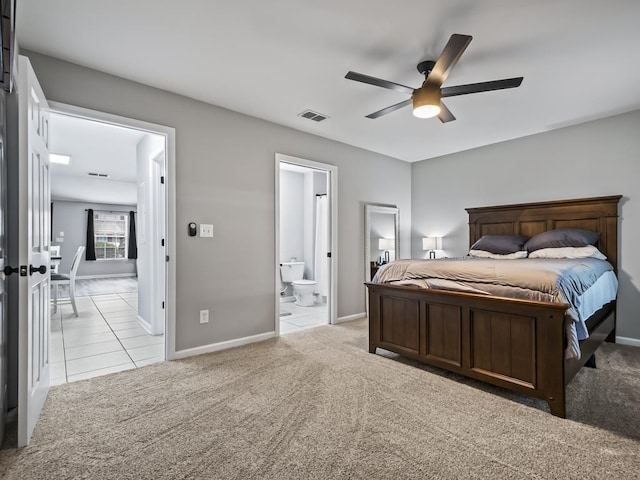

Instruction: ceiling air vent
[88,172,110,178]
[298,109,329,122]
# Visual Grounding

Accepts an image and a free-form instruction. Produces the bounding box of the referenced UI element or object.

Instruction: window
[94,212,128,260]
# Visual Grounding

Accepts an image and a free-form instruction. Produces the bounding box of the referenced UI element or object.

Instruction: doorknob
[29,265,47,275]
[3,266,19,276]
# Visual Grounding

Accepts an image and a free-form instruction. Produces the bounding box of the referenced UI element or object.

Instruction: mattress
[372,257,618,359]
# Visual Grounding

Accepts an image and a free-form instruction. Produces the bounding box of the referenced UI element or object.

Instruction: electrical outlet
[199,309,209,324]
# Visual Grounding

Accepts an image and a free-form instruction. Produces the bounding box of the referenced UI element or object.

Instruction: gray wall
[23,51,412,351]
[411,110,640,341]
[52,200,137,277]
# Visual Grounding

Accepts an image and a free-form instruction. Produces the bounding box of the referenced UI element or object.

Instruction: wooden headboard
[466,195,622,272]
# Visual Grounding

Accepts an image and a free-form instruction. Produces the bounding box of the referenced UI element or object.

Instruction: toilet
[280,261,317,307]
[292,280,317,307]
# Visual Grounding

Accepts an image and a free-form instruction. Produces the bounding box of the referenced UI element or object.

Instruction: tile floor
[51,292,164,385]
[279,300,328,334]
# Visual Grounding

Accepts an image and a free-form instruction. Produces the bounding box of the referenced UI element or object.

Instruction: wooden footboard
[366,283,610,417]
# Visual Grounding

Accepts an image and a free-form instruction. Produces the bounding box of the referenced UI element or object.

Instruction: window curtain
[86,209,97,261]
[128,211,137,259]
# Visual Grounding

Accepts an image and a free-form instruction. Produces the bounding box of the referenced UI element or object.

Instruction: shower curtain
[314,195,329,298]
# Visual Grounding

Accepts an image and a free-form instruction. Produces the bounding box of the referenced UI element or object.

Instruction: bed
[366,195,621,417]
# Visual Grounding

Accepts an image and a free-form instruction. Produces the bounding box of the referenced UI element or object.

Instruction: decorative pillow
[528,245,607,260]
[524,228,600,253]
[469,235,529,255]
[469,250,528,259]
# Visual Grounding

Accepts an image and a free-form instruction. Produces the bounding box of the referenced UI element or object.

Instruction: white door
[17,55,51,446]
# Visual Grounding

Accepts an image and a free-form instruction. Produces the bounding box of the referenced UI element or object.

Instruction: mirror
[364,205,399,282]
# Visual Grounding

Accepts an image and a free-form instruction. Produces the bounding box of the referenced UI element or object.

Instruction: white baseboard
[173,331,276,360]
[76,273,137,280]
[137,315,152,334]
[335,312,367,324]
[280,296,295,303]
[616,336,640,347]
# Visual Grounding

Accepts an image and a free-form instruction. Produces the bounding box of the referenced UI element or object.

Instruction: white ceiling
[49,112,145,205]
[17,1,640,162]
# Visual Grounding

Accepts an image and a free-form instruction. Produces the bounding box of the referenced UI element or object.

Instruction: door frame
[48,101,177,360]
[274,153,338,334]
[0,89,7,445]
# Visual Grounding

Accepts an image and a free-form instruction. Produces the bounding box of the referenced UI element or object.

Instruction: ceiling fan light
[412,86,441,119]
[413,104,441,119]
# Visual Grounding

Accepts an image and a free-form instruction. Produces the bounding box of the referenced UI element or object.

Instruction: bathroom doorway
[275,154,337,334]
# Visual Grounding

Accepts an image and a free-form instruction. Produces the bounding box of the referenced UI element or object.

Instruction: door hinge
[327,252,332,258]
[160,176,165,184]
[166,255,170,262]
[162,301,165,309]
[161,238,165,247]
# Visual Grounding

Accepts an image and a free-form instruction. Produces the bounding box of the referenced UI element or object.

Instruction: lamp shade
[422,237,441,250]
[422,237,436,250]
[378,238,395,250]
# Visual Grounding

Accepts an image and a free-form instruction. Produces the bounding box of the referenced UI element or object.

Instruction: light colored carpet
[1,319,639,479]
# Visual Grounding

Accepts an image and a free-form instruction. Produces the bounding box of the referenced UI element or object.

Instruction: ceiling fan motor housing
[412,84,441,118]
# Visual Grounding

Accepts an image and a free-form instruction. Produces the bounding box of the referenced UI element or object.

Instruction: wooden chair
[51,246,85,317]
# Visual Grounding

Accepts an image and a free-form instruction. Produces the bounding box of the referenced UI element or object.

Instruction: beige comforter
[373,257,612,306]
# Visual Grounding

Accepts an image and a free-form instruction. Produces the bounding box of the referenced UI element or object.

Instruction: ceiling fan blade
[366,98,412,119]
[441,77,523,98]
[438,102,456,123]
[426,34,472,86]
[345,71,415,95]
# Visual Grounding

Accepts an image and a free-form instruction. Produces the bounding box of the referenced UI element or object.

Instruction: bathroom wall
[279,169,305,264]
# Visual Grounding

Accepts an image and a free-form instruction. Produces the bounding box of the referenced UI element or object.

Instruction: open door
[16,55,51,446]
[151,151,166,336]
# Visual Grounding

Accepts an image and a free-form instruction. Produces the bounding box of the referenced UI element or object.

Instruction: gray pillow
[470,235,529,255]
[524,229,600,253]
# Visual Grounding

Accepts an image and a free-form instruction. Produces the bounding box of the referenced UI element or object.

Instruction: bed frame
[366,195,621,417]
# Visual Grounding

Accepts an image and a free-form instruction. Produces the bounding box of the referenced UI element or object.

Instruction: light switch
[200,224,213,238]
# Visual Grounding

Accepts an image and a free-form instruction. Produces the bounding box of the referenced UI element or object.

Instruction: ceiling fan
[345,34,523,123]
